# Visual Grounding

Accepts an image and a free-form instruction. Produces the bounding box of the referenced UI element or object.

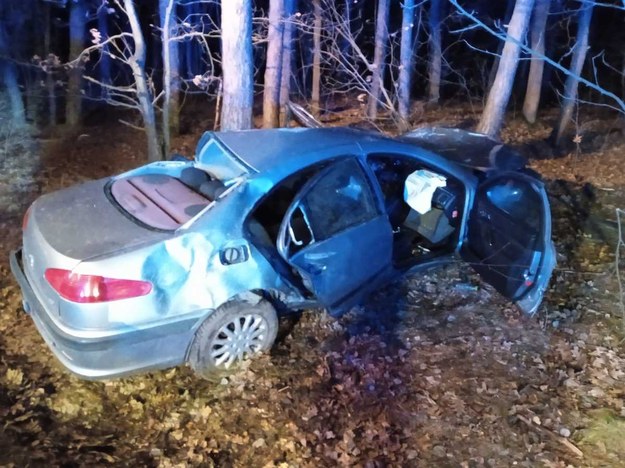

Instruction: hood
[399,127,527,172]
[30,178,169,261]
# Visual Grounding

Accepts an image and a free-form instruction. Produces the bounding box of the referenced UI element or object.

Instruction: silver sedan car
[10,127,556,379]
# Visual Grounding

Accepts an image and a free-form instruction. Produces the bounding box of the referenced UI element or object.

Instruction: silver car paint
[16,160,302,378]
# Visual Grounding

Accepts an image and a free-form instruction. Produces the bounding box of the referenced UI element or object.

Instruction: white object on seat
[403,169,447,214]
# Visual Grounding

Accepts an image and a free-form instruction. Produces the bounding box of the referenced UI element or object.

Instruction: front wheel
[187,299,278,377]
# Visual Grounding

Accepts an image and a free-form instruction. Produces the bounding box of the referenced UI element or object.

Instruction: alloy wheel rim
[210,314,267,368]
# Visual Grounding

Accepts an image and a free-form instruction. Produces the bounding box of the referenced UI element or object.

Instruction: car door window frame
[278,157,381,258]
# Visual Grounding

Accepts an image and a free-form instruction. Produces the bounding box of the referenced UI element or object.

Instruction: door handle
[220,245,249,265]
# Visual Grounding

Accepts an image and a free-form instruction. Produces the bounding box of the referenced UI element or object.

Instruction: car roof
[206,127,387,176]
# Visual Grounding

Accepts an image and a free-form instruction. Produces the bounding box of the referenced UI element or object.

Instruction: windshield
[195,135,251,182]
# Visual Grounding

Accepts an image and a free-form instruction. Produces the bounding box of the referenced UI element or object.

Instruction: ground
[0,103,624,467]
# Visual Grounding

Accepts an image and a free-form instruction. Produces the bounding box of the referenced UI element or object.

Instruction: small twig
[616,209,625,327]
[118,119,145,132]
[213,81,222,131]
[517,414,584,458]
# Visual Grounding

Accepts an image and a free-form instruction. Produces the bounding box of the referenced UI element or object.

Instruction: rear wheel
[188,299,278,377]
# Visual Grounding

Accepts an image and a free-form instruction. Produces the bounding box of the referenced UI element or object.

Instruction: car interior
[366,153,464,268]
[108,167,225,230]
[247,154,464,275]
[246,164,326,296]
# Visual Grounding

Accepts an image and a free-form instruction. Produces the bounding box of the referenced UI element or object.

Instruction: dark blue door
[461,173,556,315]
[278,158,393,313]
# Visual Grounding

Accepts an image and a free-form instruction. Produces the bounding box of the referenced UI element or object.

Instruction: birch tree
[522,0,550,123]
[451,0,625,133]
[551,2,594,146]
[486,0,516,91]
[311,0,322,118]
[221,0,253,130]
[398,0,417,128]
[96,2,112,97]
[0,15,26,129]
[78,0,161,161]
[124,0,160,161]
[160,0,181,155]
[263,0,285,128]
[427,0,443,104]
[367,0,390,120]
[477,0,535,137]
[66,0,86,127]
[279,0,296,125]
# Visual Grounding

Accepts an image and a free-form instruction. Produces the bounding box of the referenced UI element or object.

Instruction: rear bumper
[9,248,193,380]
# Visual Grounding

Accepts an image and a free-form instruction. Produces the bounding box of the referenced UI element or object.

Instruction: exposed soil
[1,103,624,467]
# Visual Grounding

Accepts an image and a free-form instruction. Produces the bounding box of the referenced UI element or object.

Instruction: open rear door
[461,173,556,315]
[277,158,394,315]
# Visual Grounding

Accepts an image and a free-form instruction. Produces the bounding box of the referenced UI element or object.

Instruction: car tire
[187,299,278,377]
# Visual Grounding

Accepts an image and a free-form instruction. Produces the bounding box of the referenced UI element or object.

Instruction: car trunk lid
[29,178,170,261]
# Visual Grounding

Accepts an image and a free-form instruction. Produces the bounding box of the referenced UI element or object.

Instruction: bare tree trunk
[311,0,322,118]
[340,0,353,77]
[367,0,390,120]
[160,0,181,156]
[97,3,112,97]
[427,0,442,104]
[279,0,296,125]
[124,0,162,162]
[1,62,26,128]
[43,2,56,127]
[0,22,26,128]
[487,0,515,90]
[66,0,85,127]
[184,1,199,79]
[522,0,549,123]
[477,0,534,137]
[263,0,285,128]
[221,0,253,130]
[551,3,594,146]
[46,69,57,127]
[398,0,416,127]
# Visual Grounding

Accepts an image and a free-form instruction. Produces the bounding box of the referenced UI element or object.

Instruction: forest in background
[1,0,625,162]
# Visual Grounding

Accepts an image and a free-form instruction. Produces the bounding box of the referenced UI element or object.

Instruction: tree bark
[43,1,56,127]
[66,0,86,127]
[263,0,285,128]
[522,0,549,123]
[0,21,26,128]
[367,0,390,120]
[160,0,181,156]
[487,0,516,90]
[551,3,594,146]
[124,0,162,162]
[398,0,416,127]
[427,0,442,104]
[221,0,253,130]
[477,0,535,137]
[97,2,112,97]
[311,0,322,118]
[279,0,296,125]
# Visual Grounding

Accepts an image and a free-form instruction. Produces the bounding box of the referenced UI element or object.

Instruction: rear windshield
[110,169,224,230]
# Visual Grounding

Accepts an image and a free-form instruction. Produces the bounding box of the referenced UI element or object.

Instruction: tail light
[22,205,33,231]
[44,268,152,303]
